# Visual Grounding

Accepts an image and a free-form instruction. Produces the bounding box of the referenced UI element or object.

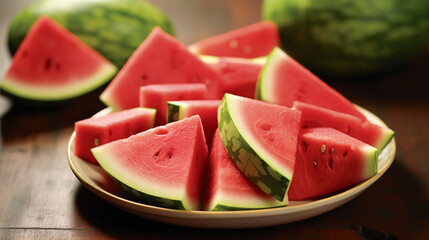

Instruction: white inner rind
[2,63,117,101]
[258,47,284,103]
[208,191,286,210]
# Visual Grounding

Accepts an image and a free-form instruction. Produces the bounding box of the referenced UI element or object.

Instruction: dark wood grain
[0,0,428,239]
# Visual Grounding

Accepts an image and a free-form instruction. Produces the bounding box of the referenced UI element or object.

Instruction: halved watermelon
[74,107,156,164]
[288,127,378,200]
[139,83,208,126]
[293,101,395,150]
[189,21,280,58]
[256,47,367,121]
[204,130,285,211]
[91,115,208,210]
[100,27,223,111]
[201,56,264,98]
[167,100,220,146]
[218,93,301,202]
[1,15,117,102]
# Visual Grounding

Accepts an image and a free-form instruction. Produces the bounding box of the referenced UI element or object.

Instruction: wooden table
[1,1,428,239]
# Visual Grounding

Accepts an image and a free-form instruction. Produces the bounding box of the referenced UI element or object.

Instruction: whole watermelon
[7,0,175,68]
[262,0,429,77]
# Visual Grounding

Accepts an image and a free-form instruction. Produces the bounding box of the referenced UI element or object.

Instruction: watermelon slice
[91,115,208,210]
[1,15,117,101]
[100,27,223,111]
[288,127,378,200]
[204,130,285,211]
[74,107,156,164]
[167,100,220,146]
[201,56,264,98]
[189,21,280,58]
[256,47,367,121]
[139,83,208,126]
[293,101,395,150]
[218,93,301,202]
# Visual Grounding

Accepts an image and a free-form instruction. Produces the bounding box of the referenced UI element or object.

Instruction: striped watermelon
[262,0,429,76]
[7,0,174,68]
[218,94,301,202]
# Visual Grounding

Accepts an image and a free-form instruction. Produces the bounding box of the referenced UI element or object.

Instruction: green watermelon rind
[362,145,379,178]
[207,190,286,211]
[7,0,175,68]
[166,102,182,123]
[218,94,291,202]
[91,141,194,210]
[107,172,186,210]
[1,63,117,101]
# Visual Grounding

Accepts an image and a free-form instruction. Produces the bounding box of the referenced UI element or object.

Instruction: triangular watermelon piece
[100,27,223,111]
[91,115,208,210]
[189,21,280,58]
[1,15,117,101]
[289,127,378,200]
[293,101,395,150]
[218,93,301,202]
[204,130,286,211]
[256,47,367,121]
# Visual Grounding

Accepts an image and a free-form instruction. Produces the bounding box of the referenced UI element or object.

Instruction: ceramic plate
[67,107,396,229]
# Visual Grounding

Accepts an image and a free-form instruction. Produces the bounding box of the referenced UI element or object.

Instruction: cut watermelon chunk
[288,127,378,200]
[100,27,223,111]
[201,56,264,98]
[91,115,208,210]
[256,47,367,121]
[139,84,207,126]
[74,107,156,164]
[218,94,301,202]
[1,15,117,101]
[167,100,220,146]
[189,21,280,58]
[204,130,285,211]
[293,101,395,150]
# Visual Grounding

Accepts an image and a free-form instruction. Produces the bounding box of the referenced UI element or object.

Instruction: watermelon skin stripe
[218,98,290,202]
[167,103,181,123]
[7,0,175,68]
[108,172,186,210]
[210,204,283,212]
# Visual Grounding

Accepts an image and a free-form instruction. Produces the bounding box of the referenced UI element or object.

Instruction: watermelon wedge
[218,93,301,202]
[256,47,367,121]
[204,130,285,211]
[74,107,156,164]
[189,21,280,58]
[288,127,378,200]
[201,56,264,98]
[91,115,208,210]
[1,15,117,102]
[167,100,220,146]
[100,27,223,111]
[293,101,395,150]
[139,83,208,126]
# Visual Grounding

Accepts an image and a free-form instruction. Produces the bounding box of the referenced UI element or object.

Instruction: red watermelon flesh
[1,15,117,101]
[74,107,156,164]
[293,101,395,150]
[288,127,378,200]
[205,57,263,98]
[139,83,208,126]
[167,100,221,147]
[100,27,223,111]
[204,130,285,210]
[91,115,208,210]
[257,47,367,121]
[189,21,280,58]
